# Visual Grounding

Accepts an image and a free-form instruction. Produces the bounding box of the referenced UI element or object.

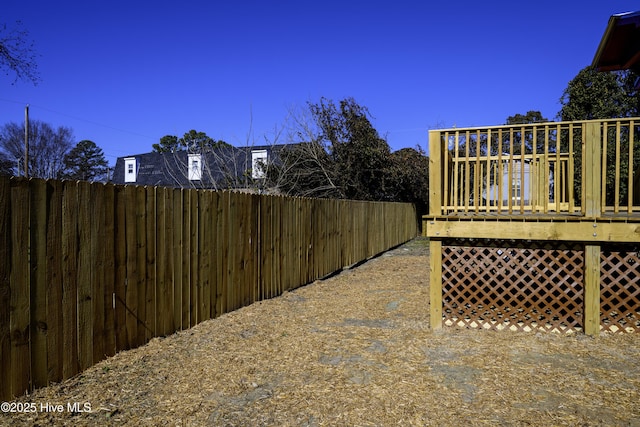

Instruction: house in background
[483,159,534,206]
[480,155,569,210]
[111,144,289,191]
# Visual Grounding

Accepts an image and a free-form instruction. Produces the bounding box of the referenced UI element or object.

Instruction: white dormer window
[251,149,268,179]
[124,157,137,182]
[188,154,202,180]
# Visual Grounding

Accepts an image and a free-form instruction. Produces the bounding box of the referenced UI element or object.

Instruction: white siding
[188,154,202,181]
[124,157,137,183]
[251,150,268,179]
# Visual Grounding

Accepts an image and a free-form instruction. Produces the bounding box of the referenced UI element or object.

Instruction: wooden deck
[425,119,640,336]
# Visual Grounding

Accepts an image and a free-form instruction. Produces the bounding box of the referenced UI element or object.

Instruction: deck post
[429,238,442,329]
[428,130,442,217]
[422,130,443,329]
[584,243,601,336]
[427,130,444,329]
[583,122,602,218]
[583,122,602,336]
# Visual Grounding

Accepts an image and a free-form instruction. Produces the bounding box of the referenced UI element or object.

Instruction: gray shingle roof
[111,144,291,189]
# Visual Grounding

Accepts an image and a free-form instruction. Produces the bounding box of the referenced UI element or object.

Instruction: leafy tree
[181,129,229,153]
[309,97,393,200]
[503,111,551,154]
[152,130,229,153]
[559,67,636,121]
[0,119,74,178]
[0,21,40,85]
[153,134,180,153]
[387,147,429,214]
[274,98,430,204]
[62,140,109,181]
[506,111,549,125]
[558,66,640,205]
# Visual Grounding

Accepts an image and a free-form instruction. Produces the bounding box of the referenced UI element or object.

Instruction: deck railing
[429,118,640,218]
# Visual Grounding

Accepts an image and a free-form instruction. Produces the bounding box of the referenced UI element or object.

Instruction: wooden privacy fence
[0,177,417,401]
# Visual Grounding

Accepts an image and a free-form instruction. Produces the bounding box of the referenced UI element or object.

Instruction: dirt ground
[2,237,640,426]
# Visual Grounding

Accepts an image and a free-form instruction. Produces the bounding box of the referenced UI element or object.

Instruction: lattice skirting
[441,239,640,333]
[601,244,640,333]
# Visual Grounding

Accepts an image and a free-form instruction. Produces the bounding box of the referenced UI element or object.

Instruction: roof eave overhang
[592,11,640,72]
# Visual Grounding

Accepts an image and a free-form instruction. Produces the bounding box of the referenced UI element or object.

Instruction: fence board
[30,179,48,389]
[91,183,106,366]
[102,184,116,358]
[199,190,212,321]
[258,196,270,300]
[189,190,200,326]
[228,192,239,311]
[275,196,282,294]
[113,185,127,352]
[0,178,9,399]
[214,191,224,316]
[172,188,183,331]
[144,186,156,340]
[180,189,191,328]
[248,194,258,303]
[158,187,175,336]
[124,185,139,349]
[77,181,93,371]
[45,180,63,383]
[209,191,219,314]
[61,181,79,379]
[165,189,175,334]
[154,187,165,334]
[10,179,30,397]
[304,198,313,284]
[236,193,246,304]
[189,189,199,325]
[135,186,148,345]
[240,193,252,304]
[220,192,230,313]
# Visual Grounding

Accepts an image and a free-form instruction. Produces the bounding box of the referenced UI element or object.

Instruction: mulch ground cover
[2,237,639,426]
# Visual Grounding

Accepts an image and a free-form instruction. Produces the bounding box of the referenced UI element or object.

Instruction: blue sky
[1,1,638,166]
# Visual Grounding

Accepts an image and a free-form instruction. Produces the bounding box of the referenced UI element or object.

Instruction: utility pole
[24,104,29,178]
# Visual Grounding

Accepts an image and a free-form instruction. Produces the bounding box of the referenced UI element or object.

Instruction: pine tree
[62,140,108,181]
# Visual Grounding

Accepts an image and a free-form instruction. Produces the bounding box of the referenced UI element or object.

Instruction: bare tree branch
[0,21,40,85]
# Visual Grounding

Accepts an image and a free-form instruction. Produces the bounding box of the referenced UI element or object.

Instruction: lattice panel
[442,239,584,333]
[600,245,640,333]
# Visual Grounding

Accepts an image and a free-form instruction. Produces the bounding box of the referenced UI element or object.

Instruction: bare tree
[0,120,74,178]
[264,104,343,198]
[0,21,40,85]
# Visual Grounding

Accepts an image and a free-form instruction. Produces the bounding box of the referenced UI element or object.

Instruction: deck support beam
[423,218,640,243]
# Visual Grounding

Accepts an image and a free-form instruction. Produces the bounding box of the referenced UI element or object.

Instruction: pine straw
[2,239,640,426]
